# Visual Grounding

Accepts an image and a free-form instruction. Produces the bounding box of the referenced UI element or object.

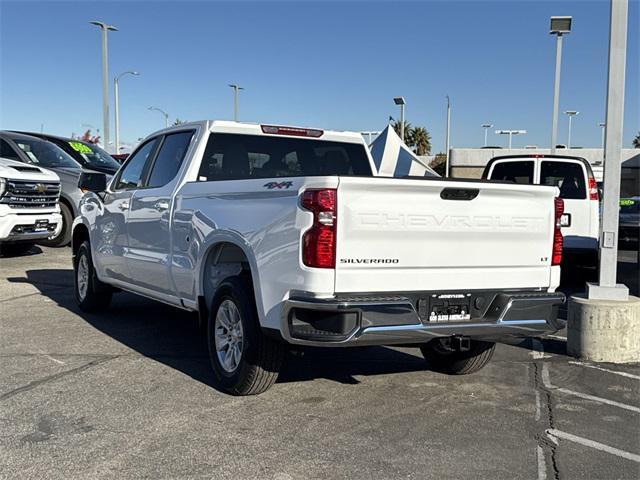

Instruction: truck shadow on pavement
[9,269,432,391]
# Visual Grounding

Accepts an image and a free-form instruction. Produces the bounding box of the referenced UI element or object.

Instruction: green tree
[391,120,414,147]
[633,132,640,148]
[412,126,432,155]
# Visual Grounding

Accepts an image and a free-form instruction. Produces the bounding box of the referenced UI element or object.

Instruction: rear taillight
[301,189,337,268]
[588,176,599,201]
[552,197,564,266]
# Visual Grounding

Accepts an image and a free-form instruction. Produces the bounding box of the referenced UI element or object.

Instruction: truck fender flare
[196,231,264,323]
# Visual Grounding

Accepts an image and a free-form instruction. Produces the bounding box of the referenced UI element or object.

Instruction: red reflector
[261,125,323,138]
[588,176,599,201]
[552,197,564,266]
[300,189,336,268]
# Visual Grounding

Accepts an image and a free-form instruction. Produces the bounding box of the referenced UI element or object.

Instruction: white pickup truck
[0,157,62,255]
[72,121,565,395]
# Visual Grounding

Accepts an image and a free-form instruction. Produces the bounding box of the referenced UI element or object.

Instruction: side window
[490,161,534,184]
[0,139,21,161]
[146,131,194,188]
[540,161,586,199]
[114,139,158,190]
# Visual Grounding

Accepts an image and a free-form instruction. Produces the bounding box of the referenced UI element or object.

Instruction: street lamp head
[393,97,405,106]
[90,21,118,31]
[564,110,579,116]
[550,16,572,35]
[482,123,493,128]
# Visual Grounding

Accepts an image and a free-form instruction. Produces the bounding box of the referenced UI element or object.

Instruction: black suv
[14,132,121,175]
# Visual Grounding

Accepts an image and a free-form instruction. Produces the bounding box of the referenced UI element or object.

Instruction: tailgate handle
[440,188,479,201]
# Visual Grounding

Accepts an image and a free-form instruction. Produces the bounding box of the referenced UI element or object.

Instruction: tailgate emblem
[264,181,293,190]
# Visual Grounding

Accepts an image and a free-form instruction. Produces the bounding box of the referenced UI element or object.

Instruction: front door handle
[118,201,130,211]
[154,200,170,211]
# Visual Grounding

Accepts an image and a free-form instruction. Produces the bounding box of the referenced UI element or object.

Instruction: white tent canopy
[368,125,438,177]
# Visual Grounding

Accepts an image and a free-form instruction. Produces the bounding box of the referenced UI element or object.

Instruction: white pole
[484,127,488,147]
[445,96,451,177]
[550,34,563,154]
[568,114,573,148]
[400,104,405,142]
[114,76,120,154]
[589,0,629,301]
[101,27,109,149]
[508,131,513,149]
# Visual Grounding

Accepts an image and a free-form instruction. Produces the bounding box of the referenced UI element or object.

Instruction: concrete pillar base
[567,295,640,363]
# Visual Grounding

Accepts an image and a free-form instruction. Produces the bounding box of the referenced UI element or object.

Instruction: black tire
[40,202,72,247]
[0,242,35,257]
[420,338,495,375]
[74,241,112,312]
[207,276,284,395]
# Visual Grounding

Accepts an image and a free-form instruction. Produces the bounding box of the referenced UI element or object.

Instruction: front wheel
[420,338,495,375]
[207,276,284,395]
[40,202,72,247]
[74,241,112,312]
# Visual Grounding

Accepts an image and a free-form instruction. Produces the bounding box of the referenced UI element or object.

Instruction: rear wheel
[40,202,72,247]
[420,338,495,375]
[74,241,112,312]
[207,276,284,395]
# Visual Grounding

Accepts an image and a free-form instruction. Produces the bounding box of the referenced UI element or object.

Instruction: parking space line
[541,363,640,413]
[536,445,547,480]
[568,361,640,380]
[530,338,548,360]
[546,334,566,341]
[546,428,640,463]
[535,390,542,421]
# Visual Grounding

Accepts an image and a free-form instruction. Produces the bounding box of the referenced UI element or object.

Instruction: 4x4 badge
[264,181,293,190]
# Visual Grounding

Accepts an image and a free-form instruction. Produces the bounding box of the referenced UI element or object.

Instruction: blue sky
[0,0,638,151]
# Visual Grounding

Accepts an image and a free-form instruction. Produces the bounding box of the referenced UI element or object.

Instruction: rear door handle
[154,200,170,211]
[118,201,130,211]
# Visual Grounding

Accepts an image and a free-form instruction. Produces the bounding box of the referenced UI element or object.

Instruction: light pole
[393,97,406,142]
[228,84,244,121]
[482,123,493,147]
[496,129,527,149]
[549,16,572,154]
[445,95,451,177]
[564,110,579,148]
[598,122,606,149]
[114,71,139,154]
[589,0,629,301]
[90,21,118,151]
[148,106,169,128]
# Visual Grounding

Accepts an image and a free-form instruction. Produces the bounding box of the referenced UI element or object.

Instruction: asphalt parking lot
[1,247,638,480]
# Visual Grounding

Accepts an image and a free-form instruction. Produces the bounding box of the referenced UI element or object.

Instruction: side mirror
[78,172,107,193]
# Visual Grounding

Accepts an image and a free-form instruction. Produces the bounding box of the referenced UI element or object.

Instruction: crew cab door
[94,137,160,282]
[126,130,195,295]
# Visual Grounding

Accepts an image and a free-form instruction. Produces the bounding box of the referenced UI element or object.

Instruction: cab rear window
[197,133,372,181]
[540,161,586,199]
[490,161,534,184]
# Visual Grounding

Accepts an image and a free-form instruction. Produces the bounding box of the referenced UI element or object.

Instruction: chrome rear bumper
[281,291,565,347]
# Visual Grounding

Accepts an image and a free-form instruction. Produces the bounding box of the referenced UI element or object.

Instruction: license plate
[34,219,49,231]
[427,293,472,322]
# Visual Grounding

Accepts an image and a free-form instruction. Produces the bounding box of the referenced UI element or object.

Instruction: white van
[483,154,599,268]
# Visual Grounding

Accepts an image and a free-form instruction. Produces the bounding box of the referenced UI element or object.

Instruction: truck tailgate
[335,177,558,292]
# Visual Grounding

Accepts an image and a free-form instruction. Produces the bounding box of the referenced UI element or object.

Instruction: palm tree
[391,120,414,147]
[412,127,432,155]
[633,132,640,148]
